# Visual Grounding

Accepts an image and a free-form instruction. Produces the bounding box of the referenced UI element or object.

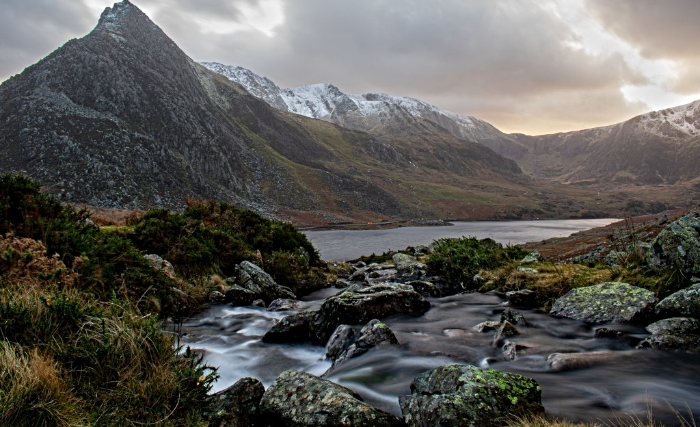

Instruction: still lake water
[304,218,620,261]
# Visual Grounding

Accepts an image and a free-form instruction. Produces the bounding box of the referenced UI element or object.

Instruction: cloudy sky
[2,0,699,135]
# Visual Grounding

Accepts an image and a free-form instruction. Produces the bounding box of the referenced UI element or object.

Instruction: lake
[304,218,619,261]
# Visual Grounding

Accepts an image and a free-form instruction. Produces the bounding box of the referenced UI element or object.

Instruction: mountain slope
[3,1,585,224]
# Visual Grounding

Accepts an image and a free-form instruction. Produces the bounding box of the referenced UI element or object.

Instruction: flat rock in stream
[399,364,543,427]
[550,282,657,324]
[260,370,403,427]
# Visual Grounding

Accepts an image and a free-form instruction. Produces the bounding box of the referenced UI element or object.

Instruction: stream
[171,220,700,425]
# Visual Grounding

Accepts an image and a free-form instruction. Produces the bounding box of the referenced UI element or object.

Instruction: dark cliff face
[0,1,559,223]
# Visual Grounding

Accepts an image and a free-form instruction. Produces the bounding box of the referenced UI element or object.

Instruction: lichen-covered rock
[333,319,399,366]
[144,254,176,279]
[405,280,443,297]
[260,370,403,427]
[550,282,657,324]
[647,212,700,275]
[237,261,296,303]
[209,377,265,427]
[392,253,427,282]
[311,283,430,344]
[399,364,543,427]
[262,310,318,343]
[655,283,700,319]
[637,317,700,351]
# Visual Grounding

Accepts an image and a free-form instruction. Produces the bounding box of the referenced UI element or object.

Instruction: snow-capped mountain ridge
[200,62,513,147]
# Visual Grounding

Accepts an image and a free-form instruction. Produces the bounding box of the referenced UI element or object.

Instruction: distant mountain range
[0,0,697,224]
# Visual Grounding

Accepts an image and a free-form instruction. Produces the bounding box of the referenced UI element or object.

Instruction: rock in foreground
[399,364,543,427]
[260,370,403,427]
[550,282,657,324]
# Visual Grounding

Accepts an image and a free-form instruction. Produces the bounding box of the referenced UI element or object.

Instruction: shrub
[427,237,528,289]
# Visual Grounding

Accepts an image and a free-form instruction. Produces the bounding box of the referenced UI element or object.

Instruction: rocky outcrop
[399,364,543,427]
[259,370,403,427]
[234,261,296,304]
[647,212,700,275]
[209,377,265,427]
[550,282,657,324]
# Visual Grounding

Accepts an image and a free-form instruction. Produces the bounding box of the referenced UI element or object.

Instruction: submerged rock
[399,364,543,427]
[260,370,403,427]
[550,282,657,324]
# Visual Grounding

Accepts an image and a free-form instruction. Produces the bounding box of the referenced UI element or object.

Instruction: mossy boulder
[399,364,543,427]
[655,283,700,319]
[311,283,430,344]
[647,212,700,275]
[550,282,657,324]
[259,370,403,427]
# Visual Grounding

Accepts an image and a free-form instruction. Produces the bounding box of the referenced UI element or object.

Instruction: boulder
[399,364,543,427]
[647,212,700,275]
[209,377,264,427]
[237,261,296,303]
[506,289,539,308]
[392,253,427,282]
[260,370,403,427]
[311,283,430,344]
[550,282,657,324]
[405,280,443,297]
[262,310,318,343]
[144,254,176,279]
[637,317,700,351]
[333,319,399,366]
[655,283,700,319]
[325,325,358,362]
[225,285,257,307]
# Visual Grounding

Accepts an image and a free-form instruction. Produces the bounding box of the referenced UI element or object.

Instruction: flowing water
[172,220,700,425]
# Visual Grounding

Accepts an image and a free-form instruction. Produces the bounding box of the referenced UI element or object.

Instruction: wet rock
[472,321,501,333]
[399,364,543,427]
[646,317,700,335]
[647,211,700,275]
[655,283,700,319]
[502,341,528,361]
[251,299,266,307]
[260,370,403,427]
[335,278,352,288]
[262,310,318,343]
[237,261,296,303]
[333,319,399,366]
[594,327,626,339]
[325,325,358,362]
[550,282,657,324]
[393,253,427,282]
[637,317,700,351]
[348,269,367,282]
[311,283,430,344]
[506,289,538,308]
[547,351,618,371]
[209,377,264,427]
[144,254,176,279]
[225,285,257,307]
[266,298,299,312]
[493,321,519,346]
[500,308,529,326]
